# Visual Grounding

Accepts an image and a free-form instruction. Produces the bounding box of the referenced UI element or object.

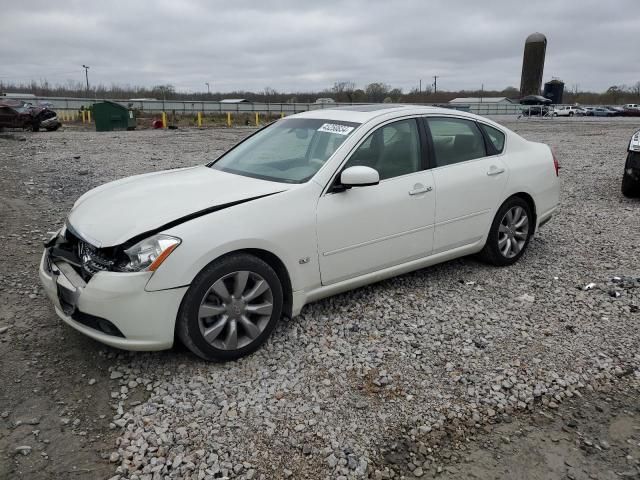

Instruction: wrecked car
[0,99,61,132]
[40,105,560,361]
[622,129,640,197]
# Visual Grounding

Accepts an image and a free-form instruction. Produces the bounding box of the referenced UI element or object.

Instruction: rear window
[427,117,486,167]
[480,124,505,154]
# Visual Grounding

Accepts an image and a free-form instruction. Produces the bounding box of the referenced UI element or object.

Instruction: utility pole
[205,82,210,95]
[433,75,439,94]
[419,79,422,94]
[82,65,90,96]
[480,83,484,102]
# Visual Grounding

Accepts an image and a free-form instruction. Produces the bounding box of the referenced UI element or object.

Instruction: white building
[449,97,519,115]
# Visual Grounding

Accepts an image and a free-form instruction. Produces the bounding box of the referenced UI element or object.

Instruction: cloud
[0,0,637,93]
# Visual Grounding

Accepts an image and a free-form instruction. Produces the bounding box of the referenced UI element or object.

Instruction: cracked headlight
[123,234,181,272]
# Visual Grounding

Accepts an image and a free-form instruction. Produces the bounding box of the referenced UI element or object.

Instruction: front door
[316,118,436,285]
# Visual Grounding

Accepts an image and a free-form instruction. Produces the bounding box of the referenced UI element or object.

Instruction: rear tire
[177,253,283,361]
[479,197,533,266]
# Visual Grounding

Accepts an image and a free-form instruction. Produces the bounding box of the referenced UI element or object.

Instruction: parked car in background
[602,106,621,116]
[592,107,615,117]
[0,100,61,131]
[553,106,584,117]
[624,104,640,111]
[315,98,336,104]
[608,106,625,115]
[622,129,640,197]
[40,105,560,360]
[582,107,596,116]
[622,107,640,117]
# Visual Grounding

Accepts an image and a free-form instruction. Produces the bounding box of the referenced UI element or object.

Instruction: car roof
[293,104,484,124]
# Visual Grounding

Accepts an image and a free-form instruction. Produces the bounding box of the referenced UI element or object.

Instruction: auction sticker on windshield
[318,123,355,135]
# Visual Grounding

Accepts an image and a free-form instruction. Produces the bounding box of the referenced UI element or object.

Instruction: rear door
[424,116,509,253]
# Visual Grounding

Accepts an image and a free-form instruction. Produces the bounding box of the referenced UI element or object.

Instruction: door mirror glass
[340,166,380,188]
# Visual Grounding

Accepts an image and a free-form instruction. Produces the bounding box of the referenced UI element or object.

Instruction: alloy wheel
[497,206,529,258]
[197,270,273,350]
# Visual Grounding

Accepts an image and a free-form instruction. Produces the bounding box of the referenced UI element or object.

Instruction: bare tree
[263,87,278,101]
[365,82,390,102]
[331,81,356,102]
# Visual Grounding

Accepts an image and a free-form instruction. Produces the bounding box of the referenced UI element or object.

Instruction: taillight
[551,148,560,176]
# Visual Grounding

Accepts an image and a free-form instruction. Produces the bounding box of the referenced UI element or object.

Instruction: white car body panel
[68,166,289,247]
[431,155,509,253]
[40,105,561,351]
[39,252,186,349]
[317,169,436,285]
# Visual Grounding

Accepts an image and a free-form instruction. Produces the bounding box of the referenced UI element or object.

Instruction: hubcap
[498,206,529,258]
[197,270,273,351]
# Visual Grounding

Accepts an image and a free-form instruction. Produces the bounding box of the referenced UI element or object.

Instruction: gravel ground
[1,117,639,480]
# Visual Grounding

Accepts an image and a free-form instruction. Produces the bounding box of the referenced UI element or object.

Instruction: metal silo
[520,33,547,97]
[543,79,564,104]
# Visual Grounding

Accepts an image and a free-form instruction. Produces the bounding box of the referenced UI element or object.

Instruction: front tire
[479,197,533,266]
[177,253,283,361]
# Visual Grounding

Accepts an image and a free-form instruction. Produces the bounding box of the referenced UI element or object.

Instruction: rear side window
[426,117,486,167]
[479,124,505,154]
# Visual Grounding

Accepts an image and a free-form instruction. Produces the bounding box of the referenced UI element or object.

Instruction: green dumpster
[93,101,136,132]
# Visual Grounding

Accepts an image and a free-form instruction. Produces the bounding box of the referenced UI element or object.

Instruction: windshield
[209,118,360,183]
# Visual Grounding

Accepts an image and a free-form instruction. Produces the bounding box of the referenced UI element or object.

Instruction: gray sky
[1,0,638,93]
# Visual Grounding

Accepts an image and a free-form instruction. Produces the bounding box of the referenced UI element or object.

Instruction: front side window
[479,124,505,153]
[343,118,422,180]
[210,118,360,183]
[427,117,486,167]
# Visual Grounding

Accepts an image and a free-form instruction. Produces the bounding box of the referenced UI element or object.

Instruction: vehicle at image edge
[625,104,640,110]
[553,106,585,117]
[622,128,640,198]
[39,105,561,361]
[0,99,61,132]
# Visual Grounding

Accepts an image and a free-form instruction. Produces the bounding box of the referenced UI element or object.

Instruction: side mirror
[339,166,380,188]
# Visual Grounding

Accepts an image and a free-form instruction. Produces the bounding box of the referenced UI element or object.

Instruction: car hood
[67,166,289,247]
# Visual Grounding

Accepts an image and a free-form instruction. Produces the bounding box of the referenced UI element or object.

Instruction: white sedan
[40,105,560,360]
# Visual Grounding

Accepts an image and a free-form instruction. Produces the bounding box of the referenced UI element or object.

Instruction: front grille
[77,240,115,276]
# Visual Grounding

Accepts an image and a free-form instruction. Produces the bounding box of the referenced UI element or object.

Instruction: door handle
[486,167,505,176]
[409,185,432,195]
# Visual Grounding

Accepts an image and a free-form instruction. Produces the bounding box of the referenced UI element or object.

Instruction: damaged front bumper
[39,237,187,351]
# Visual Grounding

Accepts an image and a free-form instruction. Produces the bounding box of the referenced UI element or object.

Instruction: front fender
[144,185,322,293]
